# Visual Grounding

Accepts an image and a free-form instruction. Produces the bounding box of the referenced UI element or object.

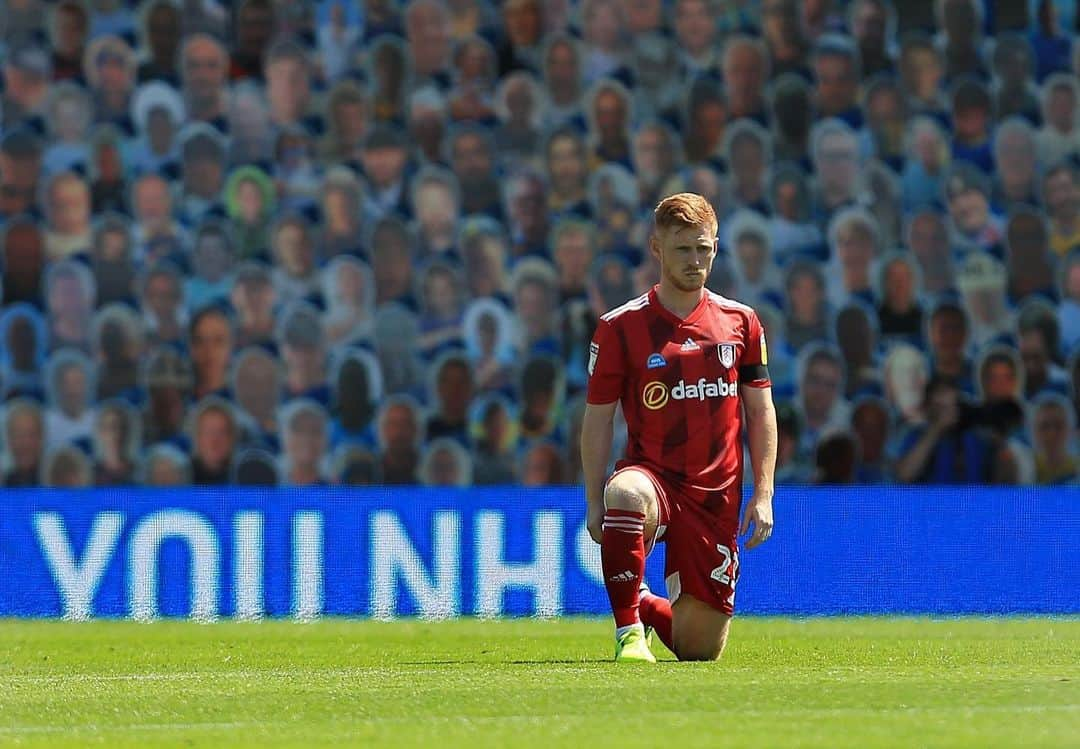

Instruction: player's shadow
[399,659,612,665]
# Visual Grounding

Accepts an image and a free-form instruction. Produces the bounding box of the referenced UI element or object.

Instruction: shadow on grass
[398,658,680,665]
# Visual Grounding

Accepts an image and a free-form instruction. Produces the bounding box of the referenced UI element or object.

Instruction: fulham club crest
[718,343,735,369]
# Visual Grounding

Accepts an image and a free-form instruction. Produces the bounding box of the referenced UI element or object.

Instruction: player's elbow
[744,399,775,422]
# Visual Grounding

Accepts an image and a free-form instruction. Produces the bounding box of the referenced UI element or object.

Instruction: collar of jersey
[649,285,709,326]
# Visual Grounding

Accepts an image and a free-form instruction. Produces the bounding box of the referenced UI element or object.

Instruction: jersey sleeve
[739,309,772,389]
[586,317,626,405]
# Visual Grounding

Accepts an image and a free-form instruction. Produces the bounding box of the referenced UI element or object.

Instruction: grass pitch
[1,617,1077,748]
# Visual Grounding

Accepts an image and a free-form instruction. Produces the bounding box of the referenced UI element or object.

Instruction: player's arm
[740,385,777,549]
[582,318,625,543]
[581,400,618,543]
[739,310,776,549]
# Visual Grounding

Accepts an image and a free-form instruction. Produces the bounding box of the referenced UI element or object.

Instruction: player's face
[653,222,717,293]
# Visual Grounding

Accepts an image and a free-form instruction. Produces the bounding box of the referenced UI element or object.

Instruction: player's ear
[649,228,662,260]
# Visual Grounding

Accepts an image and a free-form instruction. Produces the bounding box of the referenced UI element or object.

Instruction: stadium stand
[0,0,1078,487]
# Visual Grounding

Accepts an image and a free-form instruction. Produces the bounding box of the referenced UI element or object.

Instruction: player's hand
[587,501,605,544]
[740,492,774,549]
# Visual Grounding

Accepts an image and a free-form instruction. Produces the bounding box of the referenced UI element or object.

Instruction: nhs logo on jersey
[646,353,667,369]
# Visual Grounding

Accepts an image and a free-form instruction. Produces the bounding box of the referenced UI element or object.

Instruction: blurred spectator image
[827,207,880,307]
[41,445,94,488]
[43,83,92,177]
[1029,393,1079,484]
[279,303,329,404]
[784,261,830,350]
[876,253,924,344]
[813,430,859,484]
[232,346,282,448]
[181,34,229,125]
[330,349,382,450]
[374,303,423,396]
[1059,252,1080,354]
[0,130,43,219]
[137,1,182,85]
[91,214,136,306]
[1,304,48,400]
[796,345,850,455]
[426,351,474,443]
[44,349,95,451]
[926,300,973,391]
[188,396,237,485]
[377,395,425,485]
[140,262,186,345]
[1037,74,1080,167]
[279,399,330,486]
[1018,301,1069,399]
[0,0,1073,488]
[895,376,999,484]
[520,440,567,486]
[810,119,861,226]
[319,168,366,257]
[512,259,561,355]
[417,261,466,357]
[2,398,46,487]
[92,399,139,485]
[43,172,92,261]
[2,218,47,307]
[850,396,893,483]
[226,166,275,260]
[139,444,188,486]
[231,447,279,486]
[883,343,930,432]
[333,445,380,486]
[906,210,955,296]
[470,394,518,485]
[92,303,143,401]
[140,346,192,447]
[1042,162,1080,258]
[957,254,1014,352]
[1005,208,1055,302]
[230,263,277,348]
[322,257,376,346]
[419,437,473,487]
[189,306,233,400]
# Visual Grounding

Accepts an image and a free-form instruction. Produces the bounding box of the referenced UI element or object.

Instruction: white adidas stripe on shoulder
[601,292,651,321]
[707,290,754,314]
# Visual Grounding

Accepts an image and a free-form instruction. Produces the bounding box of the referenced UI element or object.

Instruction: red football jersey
[587,286,770,503]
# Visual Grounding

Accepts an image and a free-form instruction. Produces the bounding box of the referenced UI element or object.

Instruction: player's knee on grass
[674,631,729,662]
[672,595,731,661]
[603,470,659,526]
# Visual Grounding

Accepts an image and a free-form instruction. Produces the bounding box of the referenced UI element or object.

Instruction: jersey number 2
[710,544,738,587]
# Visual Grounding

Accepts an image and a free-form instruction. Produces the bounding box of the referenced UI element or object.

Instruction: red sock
[639,591,673,651]
[601,509,646,628]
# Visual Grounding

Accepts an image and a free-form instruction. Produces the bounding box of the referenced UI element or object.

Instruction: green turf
[1,617,1077,748]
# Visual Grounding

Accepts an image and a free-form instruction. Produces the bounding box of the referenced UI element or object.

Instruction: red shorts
[607,464,740,616]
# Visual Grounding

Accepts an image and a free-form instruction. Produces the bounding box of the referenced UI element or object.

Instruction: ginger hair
[653,192,717,233]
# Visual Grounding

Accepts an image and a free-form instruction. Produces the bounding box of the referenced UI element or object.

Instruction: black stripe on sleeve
[739,364,770,382]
